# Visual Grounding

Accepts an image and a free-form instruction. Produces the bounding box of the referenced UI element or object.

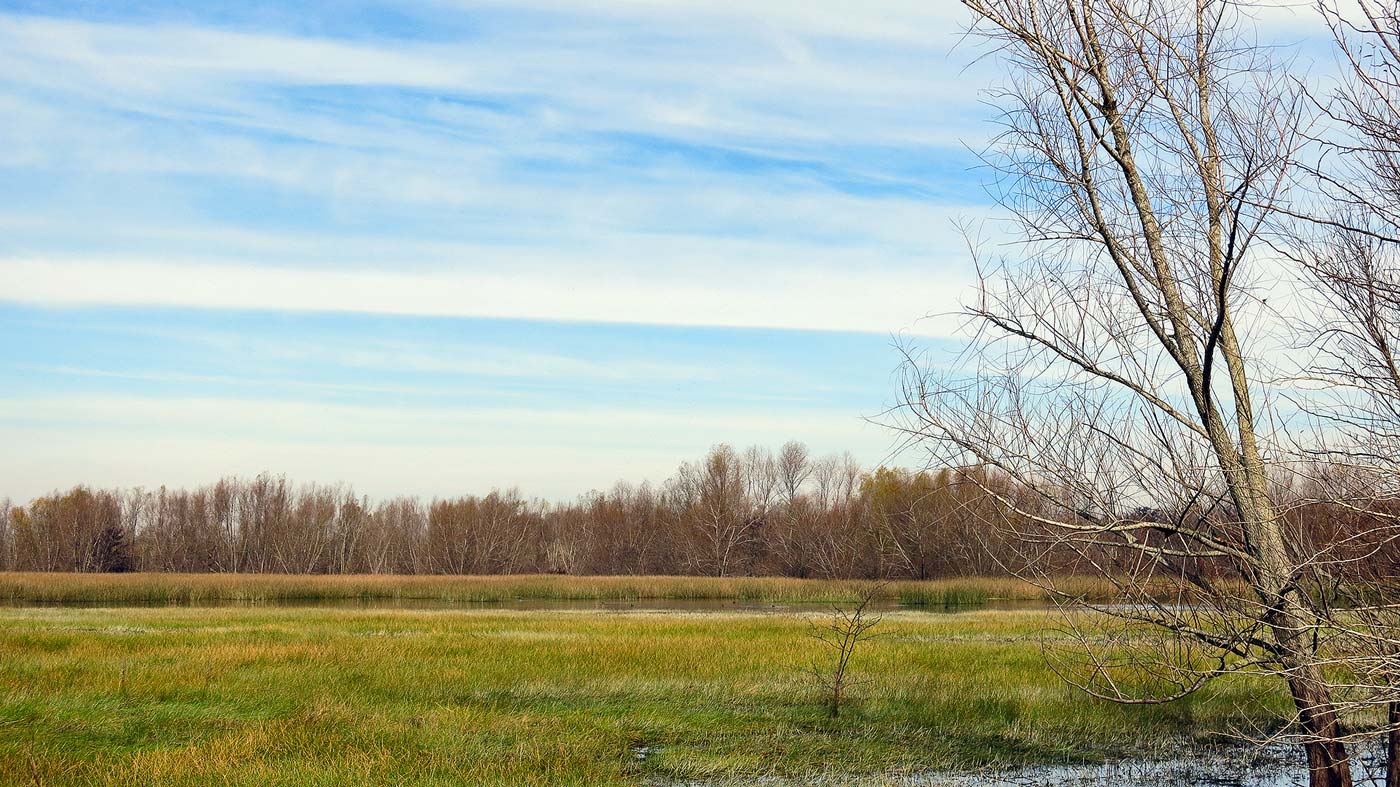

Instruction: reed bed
[0,572,1146,606]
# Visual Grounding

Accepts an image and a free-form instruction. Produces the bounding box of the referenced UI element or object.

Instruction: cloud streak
[0,256,963,335]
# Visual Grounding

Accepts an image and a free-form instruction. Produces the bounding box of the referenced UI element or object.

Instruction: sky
[0,1,1330,503]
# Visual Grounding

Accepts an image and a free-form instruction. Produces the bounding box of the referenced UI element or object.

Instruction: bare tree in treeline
[0,499,12,572]
[671,444,759,577]
[9,487,124,573]
[892,1,1400,785]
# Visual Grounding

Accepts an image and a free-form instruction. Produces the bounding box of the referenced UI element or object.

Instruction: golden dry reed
[0,572,1140,606]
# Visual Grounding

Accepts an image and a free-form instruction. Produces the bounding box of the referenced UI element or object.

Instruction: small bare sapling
[806,582,885,718]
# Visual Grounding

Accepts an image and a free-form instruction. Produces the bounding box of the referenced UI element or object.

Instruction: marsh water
[933,742,1390,787]
[658,742,1391,786]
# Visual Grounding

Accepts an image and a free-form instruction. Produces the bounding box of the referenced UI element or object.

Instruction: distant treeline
[0,442,1043,578]
[3,441,1393,580]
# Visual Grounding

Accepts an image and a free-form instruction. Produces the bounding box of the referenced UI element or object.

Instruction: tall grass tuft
[894,583,991,607]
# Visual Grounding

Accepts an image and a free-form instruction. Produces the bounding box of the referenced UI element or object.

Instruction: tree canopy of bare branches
[894,2,1395,784]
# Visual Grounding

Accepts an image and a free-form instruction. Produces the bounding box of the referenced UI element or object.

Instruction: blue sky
[0,1,1327,501]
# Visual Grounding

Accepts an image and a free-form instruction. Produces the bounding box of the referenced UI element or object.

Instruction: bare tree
[0,498,12,572]
[206,478,237,573]
[373,496,428,574]
[475,489,540,574]
[777,441,813,506]
[673,444,760,577]
[809,453,868,578]
[327,491,369,574]
[894,2,1363,784]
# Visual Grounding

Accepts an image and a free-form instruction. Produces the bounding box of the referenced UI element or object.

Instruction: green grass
[0,603,1290,786]
[0,572,1141,606]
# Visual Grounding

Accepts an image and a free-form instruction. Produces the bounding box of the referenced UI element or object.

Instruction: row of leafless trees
[0,443,1037,578]
[2,449,1392,585]
[894,1,1400,784]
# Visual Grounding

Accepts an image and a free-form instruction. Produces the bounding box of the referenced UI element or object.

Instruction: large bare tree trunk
[1287,665,1353,787]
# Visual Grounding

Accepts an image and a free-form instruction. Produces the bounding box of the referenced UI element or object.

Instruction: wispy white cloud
[442,0,975,46]
[0,11,989,146]
[0,256,964,335]
[33,336,736,385]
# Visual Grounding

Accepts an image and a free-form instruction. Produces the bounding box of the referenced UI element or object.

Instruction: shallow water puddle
[659,742,1390,787]
[933,744,1304,786]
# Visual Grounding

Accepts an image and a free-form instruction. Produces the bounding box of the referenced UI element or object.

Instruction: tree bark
[1386,700,1398,787]
[1287,667,1353,787]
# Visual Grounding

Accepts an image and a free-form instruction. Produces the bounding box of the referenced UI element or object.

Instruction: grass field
[0,572,1166,607]
[0,587,1290,786]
